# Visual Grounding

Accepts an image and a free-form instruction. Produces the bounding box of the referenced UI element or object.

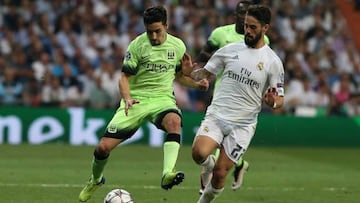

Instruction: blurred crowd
[0,0,359,116]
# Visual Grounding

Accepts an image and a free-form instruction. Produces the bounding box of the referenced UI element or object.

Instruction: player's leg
[228,123,254,191]
[158,111,184,190]
[79,103,143,202]
[231,157,249,190]
[198,146,232,203]
[79,137,122,202]
[192,116,222,195]
[91,137,123,182]
[192,134,218,195]
[213,148,220,160]
[215,144,249,191]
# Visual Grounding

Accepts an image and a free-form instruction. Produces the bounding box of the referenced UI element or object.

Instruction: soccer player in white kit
[182,5,285,203]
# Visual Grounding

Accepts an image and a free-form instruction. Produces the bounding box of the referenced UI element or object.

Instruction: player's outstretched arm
[181,52,196,76]
[175,71,209,91]
[181,53,214,80]
[189,68,214,82]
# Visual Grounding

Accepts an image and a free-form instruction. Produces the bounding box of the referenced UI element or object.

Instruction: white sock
[197,183,224,203]
[201,155,215,172]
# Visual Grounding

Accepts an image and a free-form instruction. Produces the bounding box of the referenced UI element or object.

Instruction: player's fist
[264,87,277,108]
[181,52,196,76]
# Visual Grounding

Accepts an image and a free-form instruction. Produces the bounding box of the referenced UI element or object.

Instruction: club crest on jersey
[168,50,175,60]
[203,126,209,132]
[107,125,117,133]
[257,62,264,71]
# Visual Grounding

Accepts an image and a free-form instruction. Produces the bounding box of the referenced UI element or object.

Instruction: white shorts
[195,114,257,163]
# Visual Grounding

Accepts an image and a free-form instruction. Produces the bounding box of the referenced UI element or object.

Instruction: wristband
[272,102,277,109]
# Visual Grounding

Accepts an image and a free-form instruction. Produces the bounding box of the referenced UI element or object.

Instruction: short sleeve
[204,48,225,75]
[207,28,222,49]
[122,40,140,75]
[269,58,285,96]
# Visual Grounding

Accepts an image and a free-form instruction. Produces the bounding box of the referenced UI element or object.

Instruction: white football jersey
[204,42,284,124]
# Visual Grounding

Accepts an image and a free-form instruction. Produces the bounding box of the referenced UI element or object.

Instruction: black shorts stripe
[103,128,138,140]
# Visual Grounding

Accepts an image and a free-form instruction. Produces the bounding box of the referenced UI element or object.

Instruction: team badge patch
[257,62,264,71]
[168,50,175,60]
[107,125,117,133]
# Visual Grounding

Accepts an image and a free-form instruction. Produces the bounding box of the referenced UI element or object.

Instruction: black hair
[246,4,271,25]
[235,0,254,14]
[143,6,167,25]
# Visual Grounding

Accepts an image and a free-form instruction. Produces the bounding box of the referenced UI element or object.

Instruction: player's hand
[263,87,278,108]
[181,52,197,76]
[124,99,140,116]
[196,78,209,91]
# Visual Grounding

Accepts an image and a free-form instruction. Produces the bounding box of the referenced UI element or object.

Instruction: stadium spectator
[31,51,52,82]
[284,68,305,113]
[10,44,33,83]
[63,81,88,107]
[40,75,66,107]
[22,77,41,107]
[94,59,121,107]
[0,54,6,80]
[88,76,112,109]
[0,68,23,105]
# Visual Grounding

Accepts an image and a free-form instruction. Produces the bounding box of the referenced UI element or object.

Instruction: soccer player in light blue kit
[78,5,209,202]
[197,0,270,194]
[183,5,285,202]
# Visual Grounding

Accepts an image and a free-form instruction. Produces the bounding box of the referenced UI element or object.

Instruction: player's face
[244,15,265,48]
[235,3,248,34]
[145,22,167,46]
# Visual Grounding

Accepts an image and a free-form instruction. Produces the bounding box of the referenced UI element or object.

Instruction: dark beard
[245,32,262,48]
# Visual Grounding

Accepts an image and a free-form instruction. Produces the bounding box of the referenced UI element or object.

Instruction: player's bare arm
[178,53,209,91]
[181,52,214,83]
[189,68,214,82]
[119,72,139,116]
[175,71,209,91]
[263,87,284,109]
[180,52,197,76]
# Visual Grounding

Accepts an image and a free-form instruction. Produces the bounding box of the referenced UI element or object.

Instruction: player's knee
[95,144,111,159]
[191,146,206,164]
[163,116,181,132]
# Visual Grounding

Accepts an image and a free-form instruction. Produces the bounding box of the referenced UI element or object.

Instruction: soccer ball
[104,188,134,203]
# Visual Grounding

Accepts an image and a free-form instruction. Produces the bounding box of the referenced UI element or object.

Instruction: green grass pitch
[1,144,360,203]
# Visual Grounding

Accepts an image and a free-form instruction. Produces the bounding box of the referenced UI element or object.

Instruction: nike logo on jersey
[232,55,239,60]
